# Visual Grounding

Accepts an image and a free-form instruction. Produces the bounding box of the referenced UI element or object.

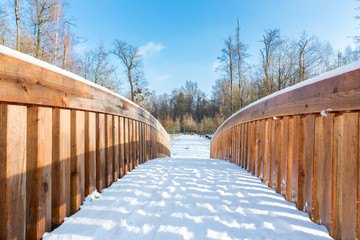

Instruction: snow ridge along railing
[210,62,360,240]
[0,45,170,239]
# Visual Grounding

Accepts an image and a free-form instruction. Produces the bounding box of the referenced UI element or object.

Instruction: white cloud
[139,42,165,57]
[151,72,170,82]
[211,60,220,72]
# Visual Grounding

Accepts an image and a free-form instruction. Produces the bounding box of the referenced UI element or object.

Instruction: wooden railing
[210,63,360,240]
[0,45,170,240]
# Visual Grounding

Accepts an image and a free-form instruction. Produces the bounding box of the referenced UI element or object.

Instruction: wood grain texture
[105,114,113,187]
[113,116,119,180]
[96,113,105,192]
[52,108,71,228]
[26,106,52,239]
[85,112,96,196]
[70,110,85,214]
[119,117,125,177]
[0,104,27,240]
[333,113,358,239]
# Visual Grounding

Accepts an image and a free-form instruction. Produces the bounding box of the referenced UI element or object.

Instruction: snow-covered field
[44,135,332,240]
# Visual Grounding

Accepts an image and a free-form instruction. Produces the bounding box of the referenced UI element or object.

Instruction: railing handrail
[0,44,169,141]
[212,62,360,142]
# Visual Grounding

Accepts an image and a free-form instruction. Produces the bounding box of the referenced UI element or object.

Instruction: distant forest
[1,1,359,134]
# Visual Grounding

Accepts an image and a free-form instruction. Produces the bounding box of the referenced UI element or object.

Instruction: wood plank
[129,119,134,171]
[270,118,279,189]
[304,114,315,216]
[0,104,27,239]
[113,116,119,180]
[276,117,283,194]
[70,110,85,214]
[298,115,306,211]
[96,113,105,192]
[259,120,265,181]
[26,106,52,239]
[123,118,129,175]
[85,112,96,196]
[135,121,140,167]
[119,117,124,177]
[105,114,113,187]
[147,124,151,161]
[52,108,71,228]
[280,117,289,196]
[264,119,270,184]
[333,112,358,239]
[313,113,333,228]
[289,115,300,203]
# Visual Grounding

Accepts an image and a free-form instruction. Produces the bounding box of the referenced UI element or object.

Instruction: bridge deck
[43,135,331,240]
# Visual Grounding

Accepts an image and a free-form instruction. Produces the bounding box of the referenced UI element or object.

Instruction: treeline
[1,3,359,135]
[0,0,149,105]
[146,20,360,134]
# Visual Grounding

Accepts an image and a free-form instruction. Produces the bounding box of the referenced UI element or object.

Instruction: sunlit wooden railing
[210,63,360,240]
[0,45,170,240]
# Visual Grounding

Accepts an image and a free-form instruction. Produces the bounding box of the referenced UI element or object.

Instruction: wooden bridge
[0,44,359,240]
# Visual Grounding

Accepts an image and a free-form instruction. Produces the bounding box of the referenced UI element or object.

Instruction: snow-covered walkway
[44,135,332,240]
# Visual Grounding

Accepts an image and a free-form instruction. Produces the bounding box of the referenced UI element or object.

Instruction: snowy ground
[44,135,332,240]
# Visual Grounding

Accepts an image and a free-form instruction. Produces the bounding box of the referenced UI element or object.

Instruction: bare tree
[112,40,143,102]
[28,0,58,58]
[218,35,236,112]
[0,6,8,45]
[260,29,280,95]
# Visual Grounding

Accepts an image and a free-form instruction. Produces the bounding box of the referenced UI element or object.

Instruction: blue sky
[67,0,359,96]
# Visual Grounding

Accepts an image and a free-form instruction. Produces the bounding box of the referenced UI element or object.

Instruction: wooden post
[70,110,85,214]
[26,106,52,239]
[52,108,71,228]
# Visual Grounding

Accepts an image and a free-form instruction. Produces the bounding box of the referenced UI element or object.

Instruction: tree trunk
[128,69,134,101]
[15,0,20,51]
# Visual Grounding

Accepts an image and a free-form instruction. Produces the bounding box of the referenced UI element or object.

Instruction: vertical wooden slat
[119,117,124,177]
[333,112,358,239]
[129,119,134,171]
[123,118,129,175]
[264,119,270,184]
[280,117,289,196]
[70,110,85,214]
[289,115,300,203]
[135,121,140,167]
[276,117,283,194]
[147,124,151,161]
[270,118,279,189]
[52,108,71,228]
[26,106,52,239]
[259,120,265,181]
[0,104,27,240]
[113,116,119,180]
[85,112,96,196]
[105,114,113,187]
[96,113,105,192]
[298,114,315,214]
[314,113,333,228]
